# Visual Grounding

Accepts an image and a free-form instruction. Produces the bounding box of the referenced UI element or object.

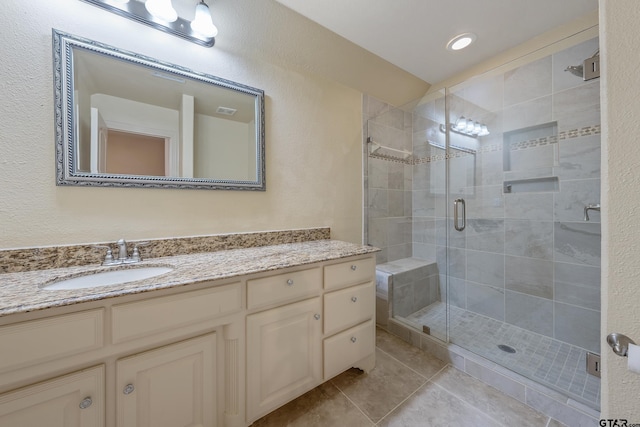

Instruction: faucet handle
[130,242,151,262]
[93,245,115,264]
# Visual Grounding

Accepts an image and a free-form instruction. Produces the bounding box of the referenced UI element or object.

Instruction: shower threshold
[400,301,600,411]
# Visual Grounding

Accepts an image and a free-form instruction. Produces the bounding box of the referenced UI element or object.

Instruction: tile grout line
[375,345,444,382]
[330,382,378,427]
[373,364,450,426]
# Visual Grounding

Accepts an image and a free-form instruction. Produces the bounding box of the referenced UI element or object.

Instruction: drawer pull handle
[350,337,357,343]
[314,313,321,320]
[351,265,357,271]
[286,279,294,286]
[351,296,358,303]
[79,397,93,409]
[123,384,135,395]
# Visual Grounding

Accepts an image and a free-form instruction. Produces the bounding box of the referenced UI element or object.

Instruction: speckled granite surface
[0,228,330,274]
[0,240,378,318]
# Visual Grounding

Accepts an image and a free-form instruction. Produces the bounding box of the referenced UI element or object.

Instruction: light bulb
[145,0,178,23]
[473,122,482,135]
[191,1,218,37]
[465,120,475,133]
[455,116,467,131]
[479,124,490,136]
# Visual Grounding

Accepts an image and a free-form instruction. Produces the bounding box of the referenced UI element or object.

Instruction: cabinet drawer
[323,281,374,335]
[0,309,104,374]
[112,283,241,344]
[247,267,321,310]
[323,320,375,380]
[324,257,375,290]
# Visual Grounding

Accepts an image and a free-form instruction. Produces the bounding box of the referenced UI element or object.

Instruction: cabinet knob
[350,337,357,343]
[351,296,358,303]
[350,265,357,271]
[287,279,294,286]
[123,384,135,395]
[79,397,93,409]
[314,314,321,320]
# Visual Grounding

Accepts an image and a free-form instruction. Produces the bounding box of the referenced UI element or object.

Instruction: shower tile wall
[363,95,414,264]
[413,38,602,355]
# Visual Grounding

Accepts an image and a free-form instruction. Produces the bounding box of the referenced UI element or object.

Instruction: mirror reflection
[54,30,265,190]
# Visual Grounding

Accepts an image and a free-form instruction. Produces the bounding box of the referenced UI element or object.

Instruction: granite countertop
[0,240,378,318]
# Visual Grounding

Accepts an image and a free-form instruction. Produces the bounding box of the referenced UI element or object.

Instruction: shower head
[564,64,584,78]
[565,49,600,80]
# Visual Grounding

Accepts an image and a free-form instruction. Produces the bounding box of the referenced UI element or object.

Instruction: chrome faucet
[584,204,601,221]
[96,239,148,266]
[116,239,128,261]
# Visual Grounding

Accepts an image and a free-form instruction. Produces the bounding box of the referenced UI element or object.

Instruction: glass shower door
[444,36,602,411]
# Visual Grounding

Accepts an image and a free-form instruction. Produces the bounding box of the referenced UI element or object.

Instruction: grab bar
[454,198,466,231]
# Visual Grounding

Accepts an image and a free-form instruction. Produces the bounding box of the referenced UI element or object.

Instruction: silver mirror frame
[53,29,266,191]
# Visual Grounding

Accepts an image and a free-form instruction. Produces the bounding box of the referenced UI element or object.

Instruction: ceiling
[273,0,598,85]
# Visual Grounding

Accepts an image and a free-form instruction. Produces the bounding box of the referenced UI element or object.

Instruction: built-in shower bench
[375,257,440,328]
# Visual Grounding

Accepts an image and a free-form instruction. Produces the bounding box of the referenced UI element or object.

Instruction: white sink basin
[42,266,174,291]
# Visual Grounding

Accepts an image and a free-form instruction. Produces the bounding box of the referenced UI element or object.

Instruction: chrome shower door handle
[454,198,466,231]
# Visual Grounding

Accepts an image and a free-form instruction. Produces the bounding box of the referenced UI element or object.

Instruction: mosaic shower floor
[404,301,600,410]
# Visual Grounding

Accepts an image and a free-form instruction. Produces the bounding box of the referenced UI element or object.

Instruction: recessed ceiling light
[446,33,477,51]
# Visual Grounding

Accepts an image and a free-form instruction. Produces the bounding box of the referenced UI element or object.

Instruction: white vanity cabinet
[0,250,376,427]
[245,255,376,423]
[0,281,244,427]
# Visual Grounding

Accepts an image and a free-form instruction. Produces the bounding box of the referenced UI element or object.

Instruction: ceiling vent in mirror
[216,106,238,116]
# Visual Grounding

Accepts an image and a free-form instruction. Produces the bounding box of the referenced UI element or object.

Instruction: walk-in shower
[366,36,601,413]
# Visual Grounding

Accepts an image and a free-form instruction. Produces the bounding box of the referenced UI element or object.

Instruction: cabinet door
[116,333,216,427]
[246,297,322,422]
[0,365,104,427]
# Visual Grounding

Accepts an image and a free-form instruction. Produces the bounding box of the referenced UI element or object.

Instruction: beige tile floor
[252,328,567,427]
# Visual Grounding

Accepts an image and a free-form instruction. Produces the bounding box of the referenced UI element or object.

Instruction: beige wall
[0,1,383,248]
[600,0,640,418]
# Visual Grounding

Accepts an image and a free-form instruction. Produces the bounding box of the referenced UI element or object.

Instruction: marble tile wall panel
[555,134,601,181]
[466,282,505,321]
[465,219,505,254]
[505,255,553,299]
[553,179,601,223]
[554,262,600,311]
[504,220,554,260]
[436,218,466,248]
[553,222,601,266]
[503,96,553,132]
[554,302,601,353]
[448,276,466,309]
[504,56,552,107]
[466,250,505,288]
[552,81,600,132]
[504,193,554,220]
[509,144,556,172]
[465,185,504,219]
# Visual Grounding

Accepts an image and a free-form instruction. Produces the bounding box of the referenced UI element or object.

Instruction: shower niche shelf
[503,121,559,194]
[503,176,559,194]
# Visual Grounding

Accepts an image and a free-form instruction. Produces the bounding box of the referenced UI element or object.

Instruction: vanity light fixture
[145,0,178,22]
[440,116,490,138]
[446,33,477,51]
[80,0,218,47]
[191,1,218,37]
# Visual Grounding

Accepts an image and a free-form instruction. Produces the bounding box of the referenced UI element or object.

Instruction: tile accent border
[369,124,601,165]
[383,318,600,427]
[0,227,331,273]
